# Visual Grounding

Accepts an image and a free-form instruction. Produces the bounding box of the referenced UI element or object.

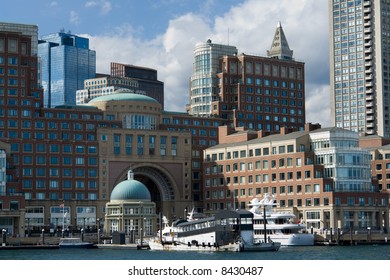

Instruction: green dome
[88,89,159,104]
[110,173,151,201]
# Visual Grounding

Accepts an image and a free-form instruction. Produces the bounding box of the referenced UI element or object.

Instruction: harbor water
[1,244,390,260]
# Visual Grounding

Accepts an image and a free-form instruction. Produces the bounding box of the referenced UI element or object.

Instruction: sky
[1,0,331,127]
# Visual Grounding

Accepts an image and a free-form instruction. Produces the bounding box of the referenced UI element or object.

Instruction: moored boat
[249,194,315,246]
[59,237,95,248]
[148,209,280,252]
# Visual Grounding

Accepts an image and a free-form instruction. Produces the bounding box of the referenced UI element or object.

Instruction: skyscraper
[190,23,305,133]
[329,0,390,137]
[189,39,238,117]
[38,32,96,108]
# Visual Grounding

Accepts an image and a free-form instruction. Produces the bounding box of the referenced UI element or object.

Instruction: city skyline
[1,0,330,126]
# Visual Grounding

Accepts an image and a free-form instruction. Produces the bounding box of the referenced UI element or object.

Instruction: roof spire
[267,21,293,60]
[127,169,134,180]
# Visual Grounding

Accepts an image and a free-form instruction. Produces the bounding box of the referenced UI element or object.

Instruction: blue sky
[1,0,330,126]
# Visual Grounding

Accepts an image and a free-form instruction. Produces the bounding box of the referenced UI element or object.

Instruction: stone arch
[114,163,178,202]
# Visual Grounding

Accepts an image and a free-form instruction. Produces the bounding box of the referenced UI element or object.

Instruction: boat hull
[59,243,95,249]
[148,240,241,252]
[255,233,314,246]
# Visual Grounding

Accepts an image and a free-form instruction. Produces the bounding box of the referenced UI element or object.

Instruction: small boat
[148,209,280,252]
[249,194,315,246]
[59,237,95,248]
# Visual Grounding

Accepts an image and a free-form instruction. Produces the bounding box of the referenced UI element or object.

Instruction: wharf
[0,244,59,250]
[314,229,390,246]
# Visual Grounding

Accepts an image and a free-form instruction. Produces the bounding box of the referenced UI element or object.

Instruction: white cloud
[87,0,331,125]
[69,11,80,25]
[85,0,112,16]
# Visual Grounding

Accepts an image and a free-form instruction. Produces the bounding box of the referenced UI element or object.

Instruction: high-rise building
[110,62,164,109]
[189,39,238,117]
[38,32,96,108]
[213,22,305,133]
[329,0,390,137]
[76,63,164,108]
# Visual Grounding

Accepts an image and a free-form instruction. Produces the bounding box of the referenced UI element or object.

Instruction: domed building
[104,169,157,243]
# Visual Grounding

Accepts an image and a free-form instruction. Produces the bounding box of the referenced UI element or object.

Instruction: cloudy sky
[1,0,331,126]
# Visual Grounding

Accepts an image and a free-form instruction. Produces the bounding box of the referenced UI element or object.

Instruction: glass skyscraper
[329,0,390,137]
[189,39,238,117]
[38,33,96,108]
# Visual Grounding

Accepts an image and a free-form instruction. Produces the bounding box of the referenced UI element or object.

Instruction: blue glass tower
[38,33,96,107]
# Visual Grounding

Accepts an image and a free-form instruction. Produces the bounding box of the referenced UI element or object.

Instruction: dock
[314,229,390,245]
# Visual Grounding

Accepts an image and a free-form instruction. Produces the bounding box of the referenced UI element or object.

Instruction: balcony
[366,109,374,114]
[366,102,373,108]
[364,14,372,20]
[364,27,372,34]
[367,115,374,121]
[364,40,372,47]
[365,88,373,94]
[364,0,371,6]
[364,21,371,27]
[365,47,372,53]
[366,94,373,101]
[365,74,373,80]
[365,61,372,67]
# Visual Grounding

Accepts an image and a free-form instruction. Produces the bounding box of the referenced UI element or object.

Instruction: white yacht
[249,194,315,246]
[148,210,281,252]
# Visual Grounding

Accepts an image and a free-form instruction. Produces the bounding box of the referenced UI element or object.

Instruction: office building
[190,23,306,134]
[329,0,390,137]
[76,63,164,108]
[38,32,96,107]
[203,124,389,231]
[189,39,238,117]
[110,62,164,109]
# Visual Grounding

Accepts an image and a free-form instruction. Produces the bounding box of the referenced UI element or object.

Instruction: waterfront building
[104,170,157,240]
[0,21,224,236]
[203,124,389,232]
[38,32,96,108]
[329,0,390,137]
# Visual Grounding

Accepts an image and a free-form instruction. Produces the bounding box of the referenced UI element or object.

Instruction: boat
[148,209,281,252]
[59,237,95,248]
[249,194,315,246]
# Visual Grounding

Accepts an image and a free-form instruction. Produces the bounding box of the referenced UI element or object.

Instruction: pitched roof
[267,21,293,60]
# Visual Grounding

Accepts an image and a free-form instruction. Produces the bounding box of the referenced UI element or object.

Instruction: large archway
[113,165,178,216]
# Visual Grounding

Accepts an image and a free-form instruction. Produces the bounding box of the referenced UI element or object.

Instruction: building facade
[0,21,225,236]
[109,62,164,109]
[190,23,305,134]
[329,0,390,137]
[38,32,96,108]
[189,39,238,117]
[203,125,389,232]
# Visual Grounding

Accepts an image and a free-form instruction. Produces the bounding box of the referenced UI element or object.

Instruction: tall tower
[189,39,238,117]
[211,22,305,132]
[38,32,96,108]
[329,0,390,137]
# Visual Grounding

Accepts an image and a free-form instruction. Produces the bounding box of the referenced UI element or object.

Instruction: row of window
[23,192,98,201]
[10,143,98,154]
[205,184,324,199]
[206,144,303,161]
[22,179,98,189]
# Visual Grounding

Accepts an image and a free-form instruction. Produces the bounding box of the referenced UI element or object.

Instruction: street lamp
[2,229,6,247]
[41,229,45,245]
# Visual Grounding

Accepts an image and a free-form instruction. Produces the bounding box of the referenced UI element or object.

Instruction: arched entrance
[113,165,178,217]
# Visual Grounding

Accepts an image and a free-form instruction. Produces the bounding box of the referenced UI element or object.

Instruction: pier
[314,228,390,245]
